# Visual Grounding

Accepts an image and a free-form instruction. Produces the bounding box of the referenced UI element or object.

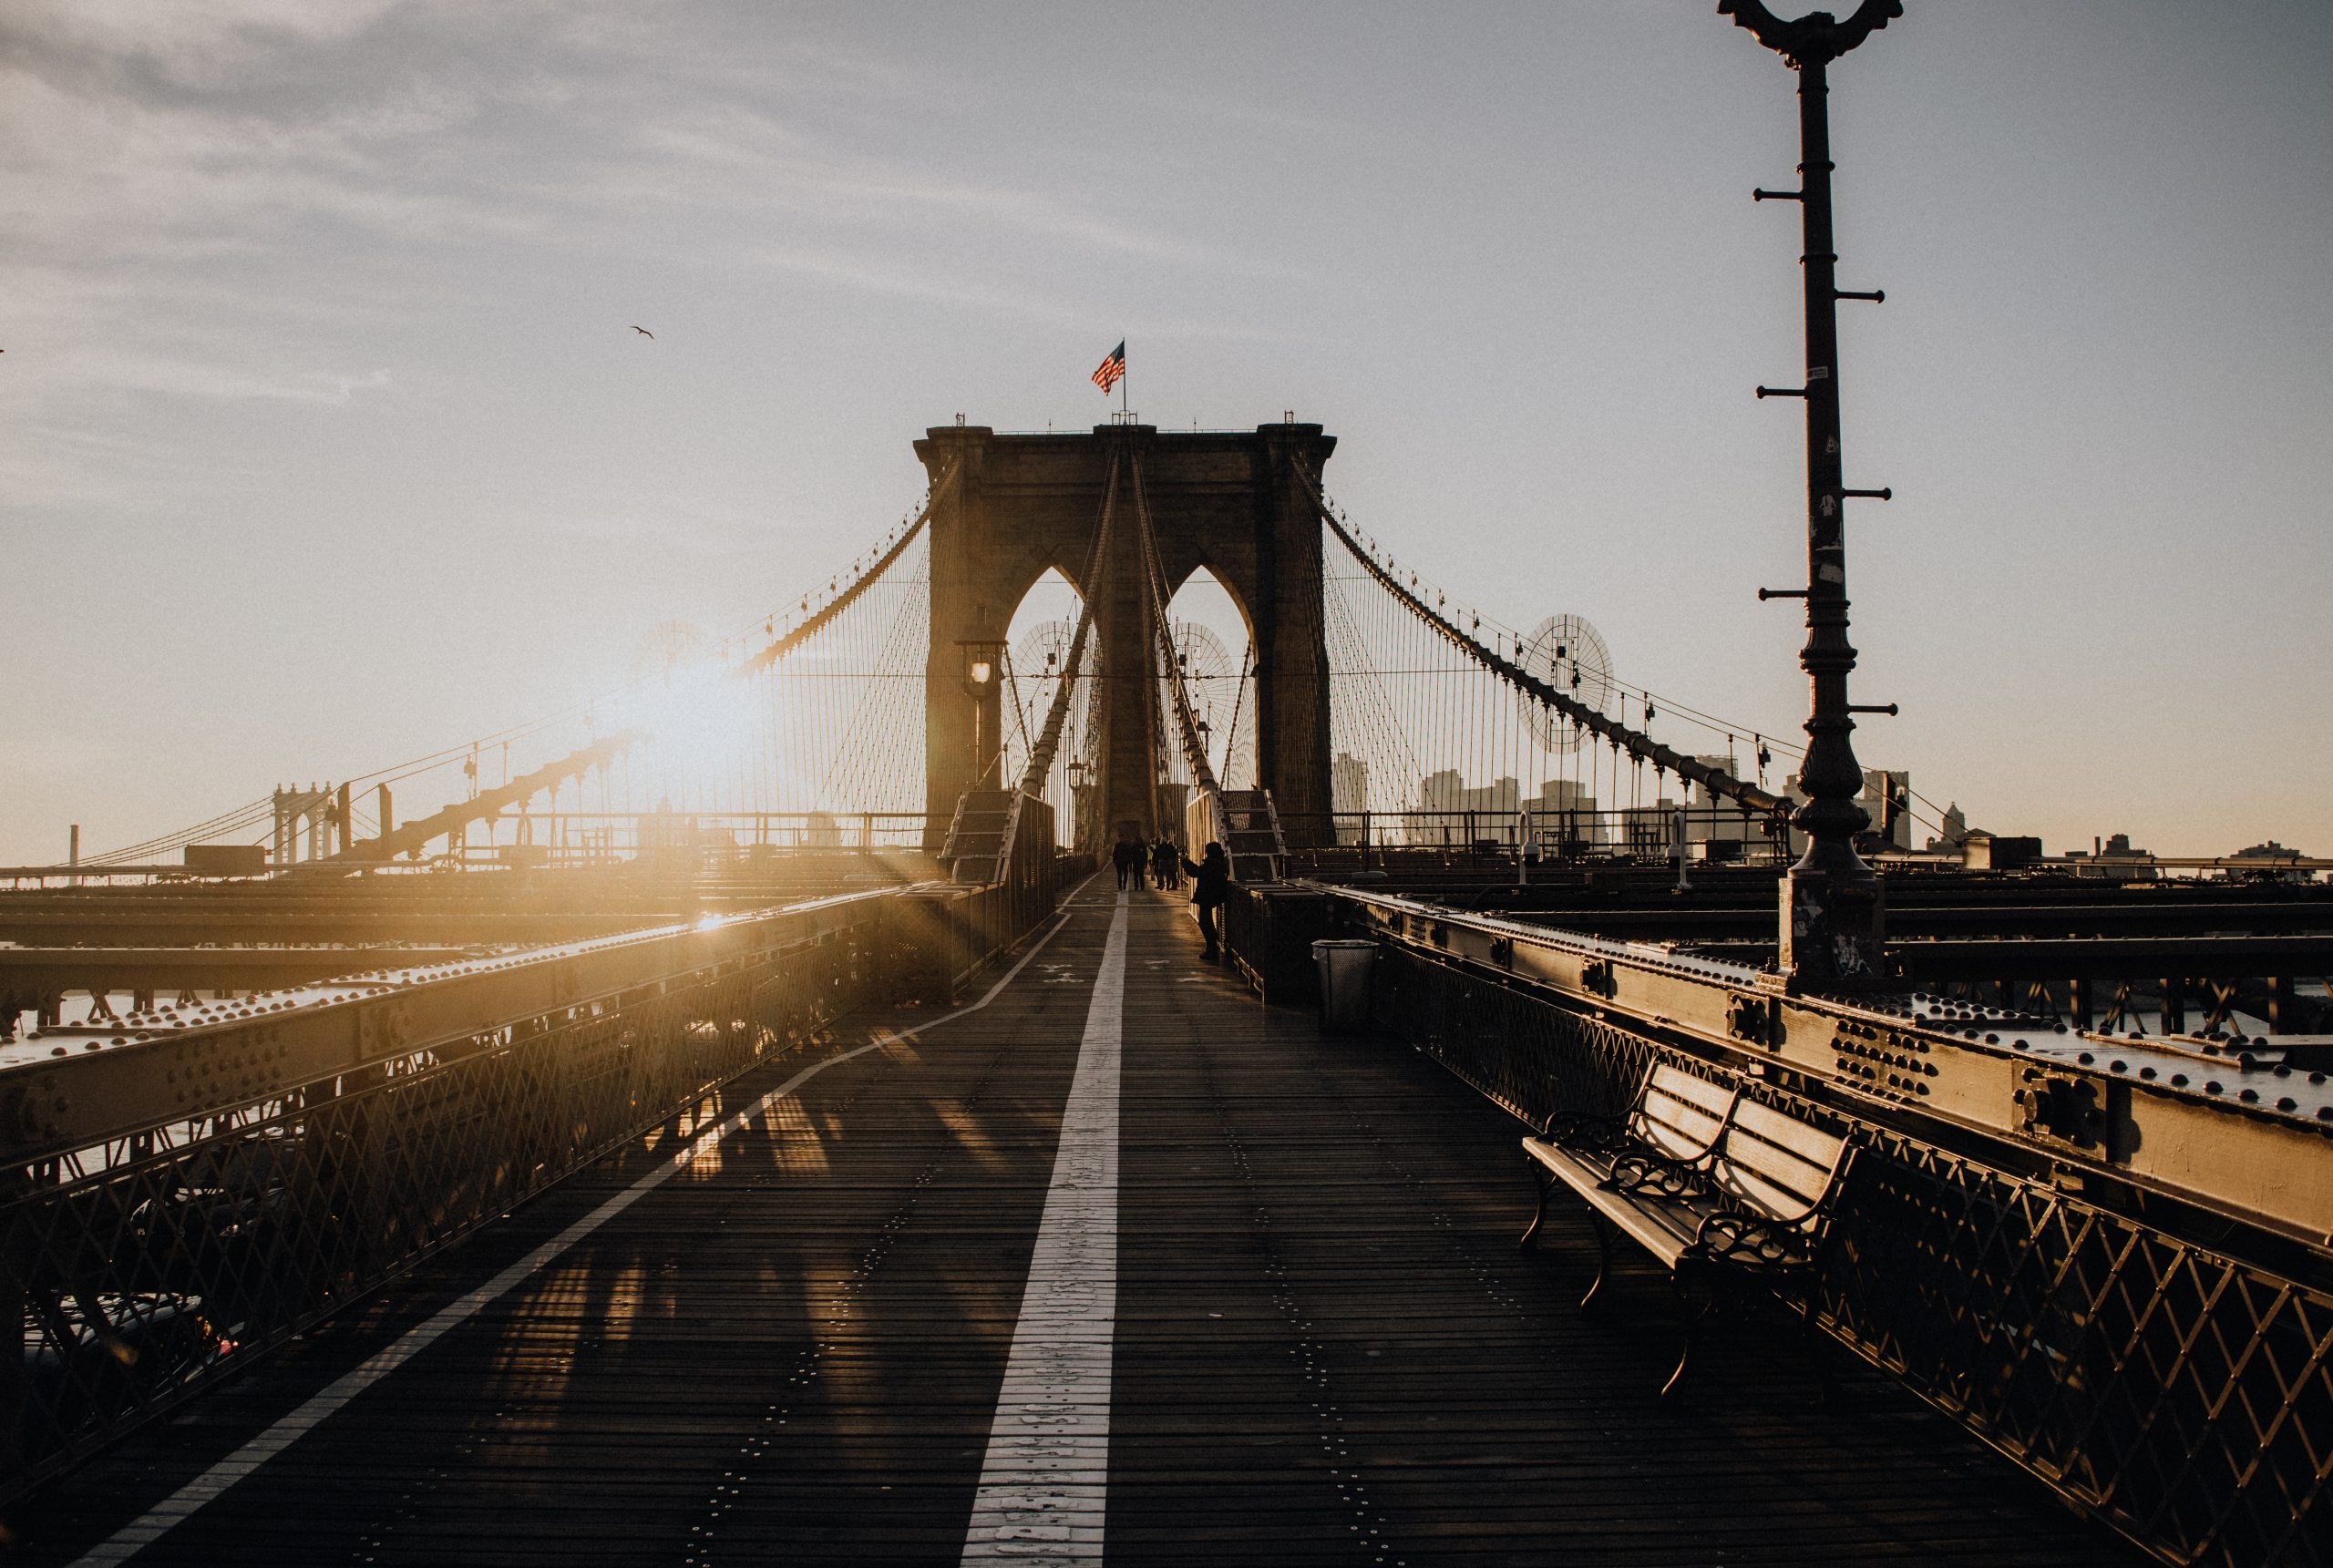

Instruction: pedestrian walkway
[15,886,2136,1566]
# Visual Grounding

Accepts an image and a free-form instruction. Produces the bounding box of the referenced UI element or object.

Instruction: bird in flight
[632,325,654,339]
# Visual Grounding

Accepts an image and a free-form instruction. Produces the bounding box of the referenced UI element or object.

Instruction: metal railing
[1,872,1061,1502]
[1226,889,2333,1568]
[1272,807,1796,866]
[923,799,1080,999]
[428,811,941,868]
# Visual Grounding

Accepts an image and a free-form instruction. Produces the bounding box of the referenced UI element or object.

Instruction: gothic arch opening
[1003,568,1095,845]
[1164,565,1258,792]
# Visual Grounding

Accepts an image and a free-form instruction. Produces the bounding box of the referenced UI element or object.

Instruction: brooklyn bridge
[4,5,2328,1566]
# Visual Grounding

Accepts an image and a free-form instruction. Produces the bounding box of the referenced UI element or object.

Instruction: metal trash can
[1312,939,1378,1033]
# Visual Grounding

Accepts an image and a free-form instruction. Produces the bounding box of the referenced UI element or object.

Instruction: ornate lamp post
[1066,757,1095,853]
[1724,0,1901,990]
[958,638,1008,787]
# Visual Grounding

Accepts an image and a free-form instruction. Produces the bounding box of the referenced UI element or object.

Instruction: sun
[619,658,756,810]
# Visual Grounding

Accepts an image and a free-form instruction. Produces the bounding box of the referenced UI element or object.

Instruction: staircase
[938,790,1022,885]
[1211,789,1286,884]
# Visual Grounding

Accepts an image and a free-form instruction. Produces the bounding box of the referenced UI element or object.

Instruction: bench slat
[1632,1065,1735,1165]
[1710,1100,1848,1223]
[1646,1063,1735,1122]
[1709,1162,1817,1225]
[1523,1138,1697,1266]
[1729,1097,1848,1168]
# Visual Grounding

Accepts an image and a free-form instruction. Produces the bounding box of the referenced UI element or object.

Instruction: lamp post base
[1781,866,1887,993]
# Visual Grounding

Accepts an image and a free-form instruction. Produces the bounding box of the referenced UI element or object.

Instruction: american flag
[1091,340,1125,395]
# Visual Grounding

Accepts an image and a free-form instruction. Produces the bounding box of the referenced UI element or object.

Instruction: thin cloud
[1103,81,1351,140]
[511,498,782,559]
[806,169,1259,272]
[77,354,393,404]
[0,0,1315,515]
[621,103,1280,276]
[0,0,409,91]
[742,243,1101,329]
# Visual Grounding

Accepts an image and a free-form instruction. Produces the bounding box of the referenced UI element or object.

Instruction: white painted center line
[961,889,1129,1563]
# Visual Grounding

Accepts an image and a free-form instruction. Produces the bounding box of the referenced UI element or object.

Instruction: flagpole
[1121,339,1128,416]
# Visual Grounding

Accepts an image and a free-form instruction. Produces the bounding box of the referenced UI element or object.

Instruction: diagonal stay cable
[1295,459,1790,825]
[1016,453,1121,796]
[736,461,961,677]
[1126,452,1224,815]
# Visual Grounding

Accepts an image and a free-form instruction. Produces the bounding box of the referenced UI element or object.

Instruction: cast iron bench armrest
[1539,1108,1627,1153]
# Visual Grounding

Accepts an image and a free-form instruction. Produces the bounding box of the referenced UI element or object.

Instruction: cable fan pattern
[1518,615,1613,753]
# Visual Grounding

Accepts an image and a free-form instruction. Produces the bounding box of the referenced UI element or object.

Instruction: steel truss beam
[1317,886,2333,1255]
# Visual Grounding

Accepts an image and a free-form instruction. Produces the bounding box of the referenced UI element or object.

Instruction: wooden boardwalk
[15,886,2139,1566]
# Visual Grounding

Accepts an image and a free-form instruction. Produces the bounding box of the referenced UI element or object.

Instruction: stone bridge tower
[915,421,1336,848]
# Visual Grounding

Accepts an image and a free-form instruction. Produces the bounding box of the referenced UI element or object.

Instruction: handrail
[0,886,911,1168]
[1309,881,2333,1254]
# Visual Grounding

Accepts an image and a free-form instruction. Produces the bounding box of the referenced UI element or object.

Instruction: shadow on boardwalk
[11,890,2139,1566]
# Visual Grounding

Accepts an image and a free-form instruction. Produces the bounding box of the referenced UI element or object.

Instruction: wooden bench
[1519,1061,1854,1399]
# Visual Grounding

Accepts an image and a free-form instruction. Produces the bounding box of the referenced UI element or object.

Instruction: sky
[2,0,2328,864]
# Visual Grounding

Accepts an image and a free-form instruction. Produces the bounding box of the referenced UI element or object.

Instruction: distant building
[1410,770,1639,851]
[1863,769,1914,853]
[1685,753,1752,856]
[1331,752,1370,845]
[1779,768,1914,856]
[1411,770,1520,845]
[1534,779,1595,812]
[1417,768,1518,815]
[1925,802,1968,853]
[1532,778,1606,851]
[1960,833,2042,871]
[2067,830,2157,880]
[2225,842,2312,883]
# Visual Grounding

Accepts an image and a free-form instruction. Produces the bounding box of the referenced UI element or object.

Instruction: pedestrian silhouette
[1150,835,1180,890]
[1179,841,1234,961]
[1113,834,1146,891]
